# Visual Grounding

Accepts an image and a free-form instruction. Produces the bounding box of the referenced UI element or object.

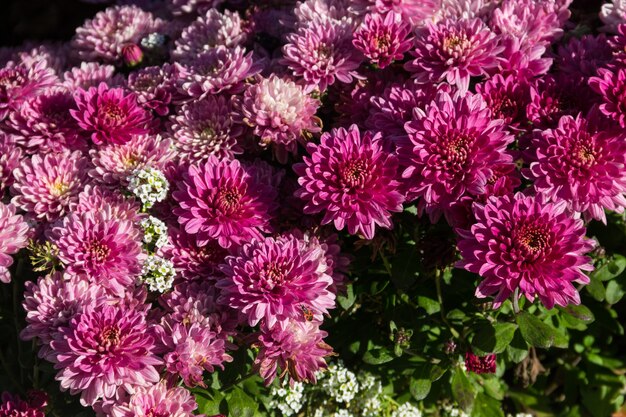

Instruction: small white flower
[269,382,305,416]
[127,167,169,209]
[322,361,360,404]
[141,32,166,49]
[140,254,175,292]
[392,402,422,417]
[139,216,168,249]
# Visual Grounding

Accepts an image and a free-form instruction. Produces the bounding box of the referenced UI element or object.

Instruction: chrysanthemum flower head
[557,34,612,78]
[404,18,502,94]
[456,193,595,309]
[71,82,152,146]
[294,124,405,239]
[352,12,413,69]
[168,0,224,16]
[475,74,530,130]
[372,0,440,24]
[109,382,199,417]
[126,64,177,116]
[62,62,121,90]
[589,67,626,128]
[600,0,626,32]
[0,202,30,284]
[0,392,46,417]
[0,133,22,194]
[0,60,57,121]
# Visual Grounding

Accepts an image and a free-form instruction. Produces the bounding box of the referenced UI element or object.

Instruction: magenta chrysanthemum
[255,318,333,385]
[21,272,108,361]
[282,19,363,92]
[173,156,278,248]
[0,202,29,284]
[51,211,143,297]
[456,193,595,309]
[0,60,57,121]
[372,0,439,24]
[71,5,162,64]
[126,64,177,116]
[109,382,198,417]
[168,95,243,164]
[72,185,142,222]
[556,34,612,78]
[475,74,530,130]
[524,114,626,223]
[11,151,89,222]
[294,124,404,239]
[242,75,321,159]
[217,234,335,328]
[352,12,413,69]
[0,392,45,417]
[50,304,162,406]
[71,82,152,146]
[400,91,514,222]
[404,18,501,94]
[0,133,22,193]
[589,67,626,128]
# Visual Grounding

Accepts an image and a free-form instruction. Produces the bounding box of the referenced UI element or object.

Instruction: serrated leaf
[451,369,476,412]
[363,348,395,365]
[516,312,554,349]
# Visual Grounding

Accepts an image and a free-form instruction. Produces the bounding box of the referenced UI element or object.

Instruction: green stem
[512,288,520,314]
[435,269,460,339]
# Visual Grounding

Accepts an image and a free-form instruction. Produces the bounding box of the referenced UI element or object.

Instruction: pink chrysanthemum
[109,382,198,417]
[168,95,244,164]
[158,321,232,387]
[456,193,595,309]
[62,62,122,90]
[21,272,108,361]
[126,65,177,116]
[168,0,223,16]
[51,211,143,297]
[400,91,514,223]
[404,18,501,94]
[242,75,321,160]
[173,156,278,249]
[8,87,85,154]
[71,82,152,146]
[589,67,626,128]
[89,134,173,185]
[294,124,404,239]
[600,0,626,33]
[524,114,626,223]
[50,304,162,406]
[282,19,363,93]
[72,185,142,223]
[465,352,496,374]
[480,162,521,202]
[475,74,530,130]
[0,392,45,417]
[11,151,89,222]
[556,34,612,78]
[371,0,439,24]
[0,60,57,121]
[71,5,163,64]
[0,133,22,193]
[217,234,335,328]
[172,9,246,61]
[0,202,29,284]
[293,0,356,28]
[255,318,333,385]
[177,46,262,98]
[497,35,553,80]
[352,12,413,69]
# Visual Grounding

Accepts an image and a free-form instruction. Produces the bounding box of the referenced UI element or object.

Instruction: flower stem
[512,288,520,314]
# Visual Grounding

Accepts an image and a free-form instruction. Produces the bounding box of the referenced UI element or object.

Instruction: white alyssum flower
[139,215,168,249]
[140,254,176,292]
[141,32,166,49]
[127,167,169,209]
[356,371,384,417]
[392,402,422,417]
[269,382,305,416]
[321,361,360,404]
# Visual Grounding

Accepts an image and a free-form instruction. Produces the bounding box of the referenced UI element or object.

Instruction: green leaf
[562,304,595,323]
[516,312,554,349]
[472,322,517,355]
[451,369,476,412]
[194,389,227,415]
[471,393,504,417]
[228,387,258,417]
[337,284,356,310]
[410,377,431,401]
[586,274,606,301]
[363,348,395,365]
[417,295,441,314]
[593,255,626,281]
[606,277,626,305]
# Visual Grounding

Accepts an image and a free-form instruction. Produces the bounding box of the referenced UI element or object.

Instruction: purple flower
[404,18,501,94]
[600,0,626,33]
[0,202,29,284]
[71,82,152,146]
[168,0,223,16]
[217,234,335,328]
[50,304,162,406]
[0,392,45,417]
[456,193,595,309]
[589,67,626,128]
[109,382,199,417]
[294,124,404,239]
[475,74,530,130]
[0,60,57,121]
[352,12,413,69]
[557,34,612,78]
[126,65,177,116]
[11,151,89,222]
[72,185,142,223]
[0,133,23,194]
[399,91,513,223]
[173,156,278,249]
[524,114,626,223]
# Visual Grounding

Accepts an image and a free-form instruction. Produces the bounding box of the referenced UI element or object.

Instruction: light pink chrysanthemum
[372,0,439,24]
[293,0,357,28]
[524,114,626,223]
[399,91,514,223]
[177,46,262,98]
[109,382,198,417]
[172,9,246,61]
[173,156,278,249]
[0,60,57,121]
[169,0,223,16]
[21,272,108,361]
[0,392,45,417]
[600,0,626,33]
[217,234,335,328]
[89,134,173,185]
[72,185,142,223]
[242,75,321,160]
[50,304,162,406]
[8,87,85,154]
[255,318,333,385]
[405,18,501,94]
[15,43,68,76]
[71,5,163,64]
[62,62,122,90]
[11,151,89,222]
[51,211,143,297]
[294,124,404,240]
[126,64,178,117]
[352,12,413,69]
[589,67,626,128]
[433,0,496,22]
[71,82,152,146]
[0,202,29,284]
[282,19,363,93]
[456,193,595,309]
[168,95,244,164]
[157,321,232,387]
[0,133,22,193]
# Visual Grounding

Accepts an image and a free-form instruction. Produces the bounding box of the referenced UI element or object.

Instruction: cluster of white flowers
[356,371,383,417]
[392,402,423,417]
[269,382,305,416]
[139,216,168,249]
[320,361,360,403]
[140,254,175,292]
[127,167,169,209]
[443,404,469,417]
[141,32,166,49]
